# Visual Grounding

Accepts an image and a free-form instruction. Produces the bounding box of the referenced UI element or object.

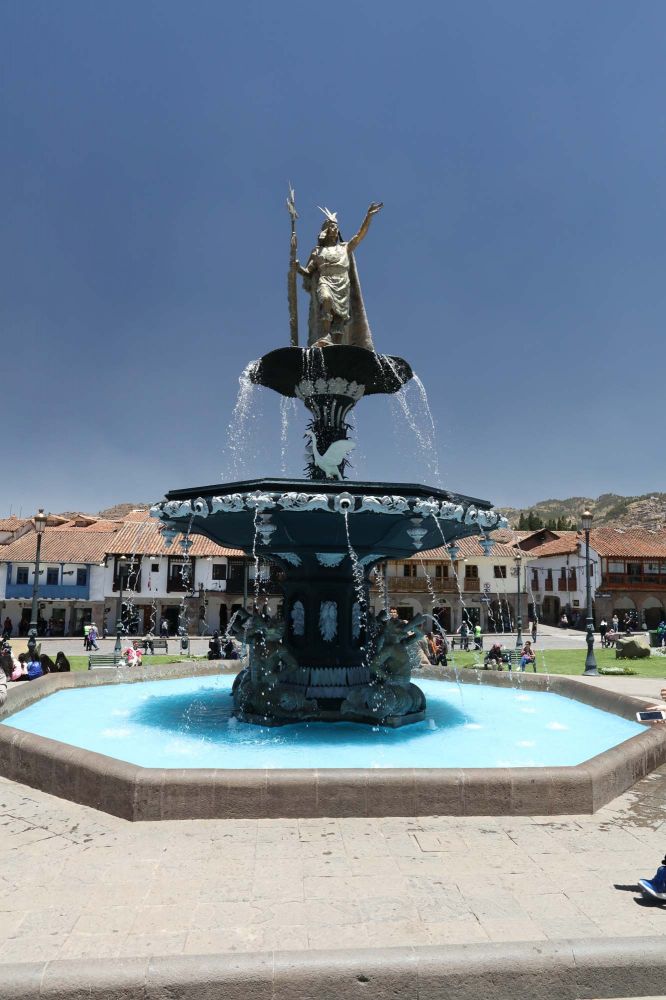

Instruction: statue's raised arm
[347,202,383,253]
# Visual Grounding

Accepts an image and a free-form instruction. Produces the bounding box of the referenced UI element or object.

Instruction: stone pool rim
[1,661,665,821]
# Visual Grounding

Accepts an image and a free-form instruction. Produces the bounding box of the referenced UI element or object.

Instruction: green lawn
[67,648,666,678]
[68,655,199,672]
[448,646,666,678]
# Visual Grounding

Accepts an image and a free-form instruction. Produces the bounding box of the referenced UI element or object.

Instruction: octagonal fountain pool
[2,674,642,770]
[1,666,665,819]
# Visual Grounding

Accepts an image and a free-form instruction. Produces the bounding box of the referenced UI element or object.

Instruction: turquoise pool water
[2,675,642,769]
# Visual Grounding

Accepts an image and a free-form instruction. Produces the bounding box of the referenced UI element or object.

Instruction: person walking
[2,617,12,639]
[599,618,608,646]
[458,620,470,651]
[83,622,91,650]
[531,619,538,643]
[88,623,99,651]
[473,622,482,650]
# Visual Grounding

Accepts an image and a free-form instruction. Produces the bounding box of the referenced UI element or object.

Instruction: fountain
[2,194,665,823]
[149,198,506,726]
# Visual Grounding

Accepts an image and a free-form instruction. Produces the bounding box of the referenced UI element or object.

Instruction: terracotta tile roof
[518,530,581,558]
[589,527,666,559]
[104,521,244,558]
[55,518,120,532]
[0,529,121,565]
[122,509,152,522]
[0,517,30,532]
[410,531,521,561]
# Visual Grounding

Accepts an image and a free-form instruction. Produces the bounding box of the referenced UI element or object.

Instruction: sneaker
[638,863,666,901]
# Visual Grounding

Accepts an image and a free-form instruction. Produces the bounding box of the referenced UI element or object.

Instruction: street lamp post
[27,509,48,658]
[514,552,523,650]
[581,509,598,676]
[114,556,129,655]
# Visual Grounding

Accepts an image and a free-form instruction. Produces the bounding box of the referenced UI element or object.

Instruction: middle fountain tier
[151,476,505,727]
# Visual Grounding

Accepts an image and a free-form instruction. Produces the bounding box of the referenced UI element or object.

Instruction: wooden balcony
[557,579,577,592]
[381,575,459,593]
[601,573,666,590]
[544,579,553,591]
[463,579,480,592]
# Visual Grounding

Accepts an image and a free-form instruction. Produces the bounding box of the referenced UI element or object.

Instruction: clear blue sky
[2,1,665,517]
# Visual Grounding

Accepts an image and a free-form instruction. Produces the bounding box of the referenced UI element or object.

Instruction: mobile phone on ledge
[636,710,666,723]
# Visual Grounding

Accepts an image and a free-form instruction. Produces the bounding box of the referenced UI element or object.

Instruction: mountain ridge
[497,492,666,532]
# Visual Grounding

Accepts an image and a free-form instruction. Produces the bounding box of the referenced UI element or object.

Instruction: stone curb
[2,937,666,999]
[1,663,666,820]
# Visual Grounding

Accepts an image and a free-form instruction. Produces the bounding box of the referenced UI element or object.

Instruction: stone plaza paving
[1,759,665,964]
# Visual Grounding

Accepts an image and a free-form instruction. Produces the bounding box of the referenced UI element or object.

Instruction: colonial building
[0,511,260,638]
[372,531,531,633]
[589,527,666,628]
[516,529,601,626]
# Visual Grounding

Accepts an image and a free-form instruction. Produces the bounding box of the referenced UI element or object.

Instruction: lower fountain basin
[1,663,666,821]
[2,674,642,770]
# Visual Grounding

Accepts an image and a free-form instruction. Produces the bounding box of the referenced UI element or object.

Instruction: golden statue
[293,203,383,350]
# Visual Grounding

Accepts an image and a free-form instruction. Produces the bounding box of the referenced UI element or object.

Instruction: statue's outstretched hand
[367,202,383,216]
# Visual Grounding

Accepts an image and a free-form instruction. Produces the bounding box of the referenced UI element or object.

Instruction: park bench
[88,653,123,670]
[483,649,537,672]
[451,635,484,651]
[142,637,168,654]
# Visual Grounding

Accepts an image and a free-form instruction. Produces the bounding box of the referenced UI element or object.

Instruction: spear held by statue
[286,184,299,346]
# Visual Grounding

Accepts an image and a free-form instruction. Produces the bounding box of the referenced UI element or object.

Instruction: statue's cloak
[304,243,375,352]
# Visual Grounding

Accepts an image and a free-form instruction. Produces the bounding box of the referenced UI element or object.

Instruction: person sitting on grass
[54,652,70,672]
[123,641,143,667]
[484,643,505,670]
[26,654,43,681]
[208,631,223,660]
[519,640,536,672]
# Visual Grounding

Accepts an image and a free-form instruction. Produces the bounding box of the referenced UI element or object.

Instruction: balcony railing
[601,573,666,589]
[382,575,459,593]
[225,573,284,595]
[557,579,577,592]
[463,578,480,592]
[113,575,142,593]
[544,579,553,591]
[6,583,90,600]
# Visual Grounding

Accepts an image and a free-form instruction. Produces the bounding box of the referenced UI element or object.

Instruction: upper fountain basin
[151,478,507,561]
[248,345,413,399]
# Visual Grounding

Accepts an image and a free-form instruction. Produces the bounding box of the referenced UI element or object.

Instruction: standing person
[88,623,99,651]
[160,617,169,639]
[612,613,619,634]
[83,622,91,650]
[599,618,608,646]
[473,623,482,650]
[2,617,12,639]
[457,620,470,651]
[657,620,666,648]
[531,619,538,643]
